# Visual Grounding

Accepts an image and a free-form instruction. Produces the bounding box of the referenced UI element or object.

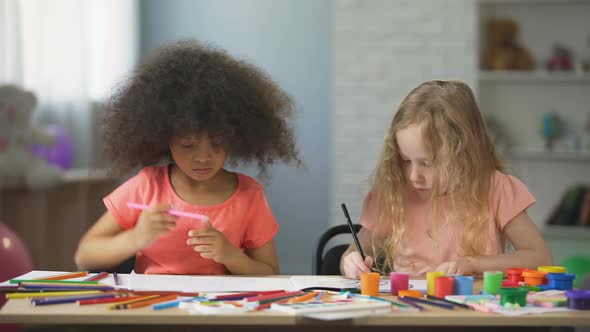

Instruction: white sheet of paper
[128,272,292,292]
[288,276,427,293]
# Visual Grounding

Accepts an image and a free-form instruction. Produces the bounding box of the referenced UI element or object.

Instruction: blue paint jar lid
[546,273,576,281]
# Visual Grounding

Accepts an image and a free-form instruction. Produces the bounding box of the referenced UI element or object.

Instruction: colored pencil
[113,294,178,310]
[78,295,142,305]
[112,272,120,286]
[107,295,160,310]
[287,291,319,303]
[127,202,209,221]
[213,290,285,301]
[84,272,110,282]
[20,283,114,291]
[400,296,454,310]
[398,296,425,311]
[245,290,302,303]
[11,279,98,285]
[36,271,88,281]
[32,293,116,306]
[7,290,102,299]
[426,294,471,309]
[341,203,365,260]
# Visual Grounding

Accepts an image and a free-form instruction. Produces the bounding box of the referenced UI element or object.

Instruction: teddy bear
[0,84,63,190]
[481,19,535,71]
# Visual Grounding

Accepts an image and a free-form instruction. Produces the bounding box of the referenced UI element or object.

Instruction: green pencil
[10,279,99,285]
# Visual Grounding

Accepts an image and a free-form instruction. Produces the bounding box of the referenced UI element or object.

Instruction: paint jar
[427,272,445,296]
[483,271,503,295]
[546,273,575,291]
[453,275,474,295]
[390,272,409,295]
[565,290,590,310]
[499,287,528,307]
[505,268,528,283]
[361,272,380,296]
[538,266,567,274]
[502,280,520,288]
[397,289,422,298]
[522,270,547,286]
[435,276,454,298]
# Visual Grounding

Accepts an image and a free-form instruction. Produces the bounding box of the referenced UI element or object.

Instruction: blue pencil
[32,293,116,306]
[397,297,425,311]
[152,300,181,310]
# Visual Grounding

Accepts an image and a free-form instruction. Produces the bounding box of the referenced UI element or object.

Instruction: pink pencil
[127,202,209,221]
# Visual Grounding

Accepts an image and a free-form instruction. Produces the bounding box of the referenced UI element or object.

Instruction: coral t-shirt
[103,165,279,275]
[360,171,535,275]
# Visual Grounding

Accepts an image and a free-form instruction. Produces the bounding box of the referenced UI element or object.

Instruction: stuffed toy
[482,19,535,71]
[0,85,63,190]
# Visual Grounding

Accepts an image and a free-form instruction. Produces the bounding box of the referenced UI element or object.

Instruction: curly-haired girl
[340,80,552,278]
[75,40,300,275]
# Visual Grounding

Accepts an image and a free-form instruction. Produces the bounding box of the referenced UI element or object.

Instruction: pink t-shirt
[360,171,535,275]
[103,165,279,275]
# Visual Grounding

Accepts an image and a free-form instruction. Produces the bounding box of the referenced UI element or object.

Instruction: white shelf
[542,226,590,240]
[479,70,590,82]
[63,168,111,182]
[505,149,590,161]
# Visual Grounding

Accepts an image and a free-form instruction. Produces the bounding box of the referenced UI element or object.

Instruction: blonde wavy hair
[371,80,505,273]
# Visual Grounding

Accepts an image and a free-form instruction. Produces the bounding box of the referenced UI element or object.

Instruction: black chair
[89,256,136,274]
[315,224,362,275]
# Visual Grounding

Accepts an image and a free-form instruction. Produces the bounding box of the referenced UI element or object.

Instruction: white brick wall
[332,0,478,225]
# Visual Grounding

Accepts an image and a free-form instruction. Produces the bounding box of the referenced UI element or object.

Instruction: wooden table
[1,277,589,332]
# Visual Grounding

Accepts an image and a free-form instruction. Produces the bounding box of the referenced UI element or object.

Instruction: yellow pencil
[7,290,101,299]
[107,295,160,310]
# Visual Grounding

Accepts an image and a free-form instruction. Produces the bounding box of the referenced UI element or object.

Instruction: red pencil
[214,290,285,300]
[36,271,89,281]
[84,272,109,282]
[245,290,303,303]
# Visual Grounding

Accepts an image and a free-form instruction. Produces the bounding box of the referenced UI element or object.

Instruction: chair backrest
[89,256,136,274]
[315,224,361,275]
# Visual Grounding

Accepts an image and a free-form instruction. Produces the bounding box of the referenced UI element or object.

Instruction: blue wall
[141,0,332,274]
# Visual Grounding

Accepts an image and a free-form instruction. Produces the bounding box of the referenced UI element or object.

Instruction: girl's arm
[74,211,141,271]
[339,227,375,278]
[75,205,176,271]
[436,211,553,275]
[223,240,280,275]
[469,211,553,273]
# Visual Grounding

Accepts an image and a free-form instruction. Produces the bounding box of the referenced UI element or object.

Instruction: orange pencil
[115,294,178,310]
[287,291,318,303]
[107,294,160,310]
[78,295,143,305]
[36,271,89,281]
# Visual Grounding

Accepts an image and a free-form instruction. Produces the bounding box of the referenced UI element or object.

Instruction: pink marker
[127,202,209,221]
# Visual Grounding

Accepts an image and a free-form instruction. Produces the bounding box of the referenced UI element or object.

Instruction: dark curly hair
[102,40,300,176]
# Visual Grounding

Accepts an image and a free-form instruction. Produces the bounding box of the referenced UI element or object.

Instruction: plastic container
[361,272,380,296]
[435,276,454,298]
[538,266,567,274]
[427,272,445,296]
[565,290,590,310]
[502,280,520,288]
[453,275,474,295]
[522,270,547,286]
[398,289,421,298]
[499,287,528,307]
[506,268,528,283]
[546,273,575,291]
[483,271,503,295]
[390,272,409,295]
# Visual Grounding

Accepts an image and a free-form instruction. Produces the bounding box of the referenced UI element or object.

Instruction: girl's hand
[187,221,240,264]
[132,205,177,249]
[434,257,473,275]
[342,251,374,279]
